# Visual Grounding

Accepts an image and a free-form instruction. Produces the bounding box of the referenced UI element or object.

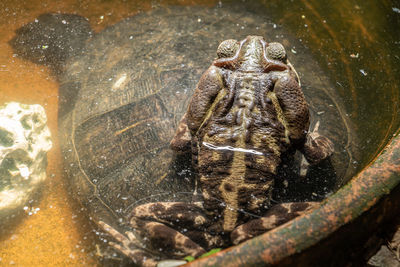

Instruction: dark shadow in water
[274,153,337,203]
[9,13,92,119]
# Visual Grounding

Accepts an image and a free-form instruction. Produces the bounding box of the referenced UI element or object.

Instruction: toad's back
[195,70,293,232]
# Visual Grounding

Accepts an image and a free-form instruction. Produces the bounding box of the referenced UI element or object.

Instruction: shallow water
[0,1,212,265]
[0,0,399,265]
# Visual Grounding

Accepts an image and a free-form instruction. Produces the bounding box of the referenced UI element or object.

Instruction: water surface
[0,0,399,265]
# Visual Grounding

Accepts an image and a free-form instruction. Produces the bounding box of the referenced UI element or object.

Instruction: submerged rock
[0,102,52,223]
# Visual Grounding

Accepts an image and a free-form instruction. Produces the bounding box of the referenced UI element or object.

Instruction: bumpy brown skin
[101,36,334,266]
[183,36,324,236]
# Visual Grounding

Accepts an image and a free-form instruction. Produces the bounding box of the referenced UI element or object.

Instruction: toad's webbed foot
[99,219,204,266]
[99,219,205,266]
[99,221,158,267]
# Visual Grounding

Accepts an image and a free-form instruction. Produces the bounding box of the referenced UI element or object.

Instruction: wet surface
[0,1,215,265]
[0,0,399,265]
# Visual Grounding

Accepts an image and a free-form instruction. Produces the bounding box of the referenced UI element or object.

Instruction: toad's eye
[217,39,239,58]
[266,42,287,62]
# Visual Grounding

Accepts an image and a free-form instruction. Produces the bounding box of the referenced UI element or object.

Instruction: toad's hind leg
[231,202,319,245]
[130,220,206,258]
[99,202,214,266]
[130,202,224,253]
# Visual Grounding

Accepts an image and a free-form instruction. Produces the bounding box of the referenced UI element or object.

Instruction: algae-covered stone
[0,102,52,222]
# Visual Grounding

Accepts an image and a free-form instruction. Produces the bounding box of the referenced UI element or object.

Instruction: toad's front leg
[302,121,334,165]
[100,202,223,266]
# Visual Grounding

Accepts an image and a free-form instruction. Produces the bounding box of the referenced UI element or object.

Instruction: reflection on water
[260,0,400,164]
[0,0,399,265]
